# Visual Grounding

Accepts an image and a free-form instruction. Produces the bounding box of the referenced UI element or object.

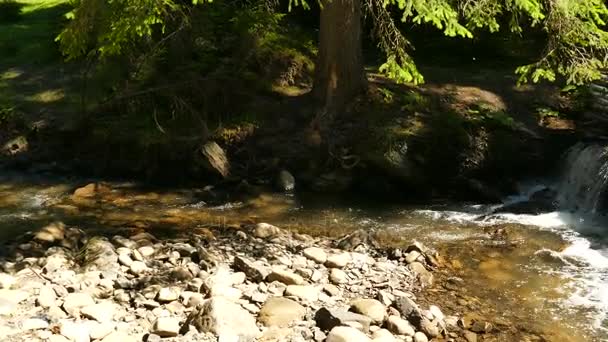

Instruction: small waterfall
[557,143,608,213]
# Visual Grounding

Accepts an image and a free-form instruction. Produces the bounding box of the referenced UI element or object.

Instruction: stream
[1,144,608,341]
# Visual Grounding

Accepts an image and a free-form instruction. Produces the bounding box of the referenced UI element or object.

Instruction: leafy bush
[0,0,22,23]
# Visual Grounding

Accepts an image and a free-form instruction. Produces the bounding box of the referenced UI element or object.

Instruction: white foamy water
[415,205,608,333]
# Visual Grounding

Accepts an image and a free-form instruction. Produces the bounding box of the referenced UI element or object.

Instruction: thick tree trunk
[312,0,366,114]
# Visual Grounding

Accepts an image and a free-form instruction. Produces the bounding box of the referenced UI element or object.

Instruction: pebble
[258,297,306,327]
[157,287,180,302]
[63,293,95,316]
[81,301,116,322]
[386,316,415,336]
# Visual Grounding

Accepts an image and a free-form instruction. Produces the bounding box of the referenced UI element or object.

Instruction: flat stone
[101,331,137,342]
[60,320,91,342]
[315,307,372,332]
[258,297,306,327]
[188,296,260,340]
[323,284,340,297]
[157,287,180,303]
[138,246,156,258]
[81,301,115,322]
[63,293,95,316]
[414,332,428,342]
[0,289,29,305]
[89,322,115,340]
[37,285,57,308]
[326,326,371,342]
[464,330,478,342]
[253,223,282,238]
[284,285,319,302]
[233,256,269,282]
[22,318,49,330]
[350,299,386,325]
[118,254,134,267]
[386,316,415,336]
[152,317,180,337]
[330,268,348,284]
[326,253,351,268]
[267,268,304,285]
[35,222,66,242]
[129,261,148,275]
[303,247,327,264]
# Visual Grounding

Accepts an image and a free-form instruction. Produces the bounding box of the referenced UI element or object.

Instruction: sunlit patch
[27,89,64,103]
[0,68,23,80]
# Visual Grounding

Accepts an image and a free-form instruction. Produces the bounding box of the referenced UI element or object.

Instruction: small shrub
[0,0,23,23]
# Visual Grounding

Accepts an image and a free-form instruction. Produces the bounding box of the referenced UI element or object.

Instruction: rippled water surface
[0,174,607,341]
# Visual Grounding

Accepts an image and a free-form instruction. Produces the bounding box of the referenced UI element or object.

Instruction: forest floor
[0,0,581,196]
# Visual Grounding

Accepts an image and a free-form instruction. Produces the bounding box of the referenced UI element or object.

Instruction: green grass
[0,0,70,66]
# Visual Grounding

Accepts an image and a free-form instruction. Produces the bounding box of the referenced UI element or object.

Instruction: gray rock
[188,296,260,341]
[258,297,306,327]
[303,247,327,264]
[84,238,119,272]
[253,223,282,239]
[267,268,304,285]
[413,332,428,342]
[152,317,180,337]
[350,299,386,325]
[326,253,351,268]
[284,285,319,302]
[326,326,371,342]
[386,316,415,336]
[315,307,372,332]
[393,296,422,324]
[81,301,115,322]
[276,170,296,191]
[233,256,269,282]
[330,268,348,284]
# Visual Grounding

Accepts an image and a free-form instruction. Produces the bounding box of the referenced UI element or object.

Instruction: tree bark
[312,0,366,114]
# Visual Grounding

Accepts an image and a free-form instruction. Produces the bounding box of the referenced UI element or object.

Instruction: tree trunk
[312,0,366,114]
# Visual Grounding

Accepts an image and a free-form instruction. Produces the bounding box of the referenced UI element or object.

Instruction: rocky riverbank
[0,220,481,342]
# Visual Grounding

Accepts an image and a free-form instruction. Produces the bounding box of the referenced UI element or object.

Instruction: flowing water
[1,143,608,340]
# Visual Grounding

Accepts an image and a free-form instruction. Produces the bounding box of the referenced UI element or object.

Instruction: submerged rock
[276,170,296,192]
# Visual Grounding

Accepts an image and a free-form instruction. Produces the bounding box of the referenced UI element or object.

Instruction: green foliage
[466,104,515,129]
[0,0,23,23]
